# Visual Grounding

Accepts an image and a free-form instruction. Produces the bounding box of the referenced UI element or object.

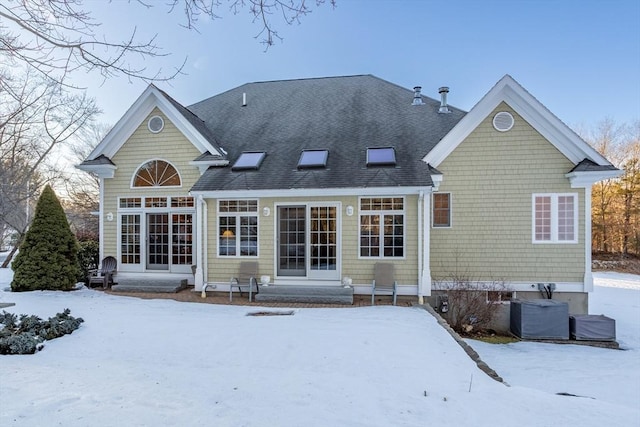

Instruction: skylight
[232,152,266,170]
[298,150,328,169]
[367,147,396,166]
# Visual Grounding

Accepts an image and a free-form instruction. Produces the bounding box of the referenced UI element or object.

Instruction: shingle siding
[103,109,202,258]
[204,195,419,286]
[431,102,585,283]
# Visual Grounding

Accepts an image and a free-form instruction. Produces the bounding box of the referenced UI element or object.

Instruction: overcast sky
[79,0,640,131]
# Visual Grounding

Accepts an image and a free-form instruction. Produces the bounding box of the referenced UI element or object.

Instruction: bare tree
[59,122,110,241]
[0,0,336,87]
[0,70,99,267]
[581,118,640,257]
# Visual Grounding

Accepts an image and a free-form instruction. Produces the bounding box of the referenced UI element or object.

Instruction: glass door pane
[308,205,338,280]
[277,206,306,276]
[147,213,169,270]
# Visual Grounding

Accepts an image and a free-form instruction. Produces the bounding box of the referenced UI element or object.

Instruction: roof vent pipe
[242,92,247,107]
[412,86,424,105]
[438,87,450,114]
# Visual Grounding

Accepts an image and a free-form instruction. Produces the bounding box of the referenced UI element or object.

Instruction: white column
[423,191,432,298]
[419,191,432,304]
[99,177,105,262]
[583,186,593,292]
[194,195,205,290]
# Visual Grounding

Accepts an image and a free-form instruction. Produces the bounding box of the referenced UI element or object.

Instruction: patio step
[111,278,188,293]
[254,285,353,305]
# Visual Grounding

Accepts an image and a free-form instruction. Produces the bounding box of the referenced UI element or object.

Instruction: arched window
[133,160,181,187]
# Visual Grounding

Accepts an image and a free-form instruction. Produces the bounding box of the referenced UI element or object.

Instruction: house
[78,74,619,316]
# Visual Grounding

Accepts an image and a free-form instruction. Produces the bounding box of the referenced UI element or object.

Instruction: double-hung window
[359,197,404,258]
[532,193,578,243]
[432,193,451,228]
[218,200,258,257]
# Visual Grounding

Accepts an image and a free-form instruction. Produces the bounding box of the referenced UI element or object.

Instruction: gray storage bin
[570,314,616,341]
[510,299,569,340]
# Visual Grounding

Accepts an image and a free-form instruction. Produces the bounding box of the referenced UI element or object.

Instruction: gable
[84,85,225,162]
[439,102,576,183]
[424,75,613,170]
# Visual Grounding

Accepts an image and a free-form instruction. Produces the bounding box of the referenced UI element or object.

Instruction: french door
[277,204,339,280]
[147,213,169,270]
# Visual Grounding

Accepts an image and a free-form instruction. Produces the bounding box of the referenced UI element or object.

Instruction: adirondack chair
[371,262,397,305]
[229,261,259,302]
[88,256,117,289]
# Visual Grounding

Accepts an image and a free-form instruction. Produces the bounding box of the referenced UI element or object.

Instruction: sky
[75,0,640,133]
[1,268,639,426]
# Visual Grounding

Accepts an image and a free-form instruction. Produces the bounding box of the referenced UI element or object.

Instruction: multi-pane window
[359,197,404,258]
[119,198,141,208]
[133,160,181,187]
[432,193,451,228]
[533,194,577,243]
[218,200,258,257]
[145,197,167,208]
[121,214,140,264]
[172,214,193,265]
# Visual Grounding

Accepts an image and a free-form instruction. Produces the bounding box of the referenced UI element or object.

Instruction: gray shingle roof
[188,75,466,192]
[79,154,114,166]
[153,85,227,159]
[569,158,619,173]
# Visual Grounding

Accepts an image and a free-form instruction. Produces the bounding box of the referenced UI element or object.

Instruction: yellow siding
[205,195,420,285]
[103,108,202,257]
[431,102,585,283]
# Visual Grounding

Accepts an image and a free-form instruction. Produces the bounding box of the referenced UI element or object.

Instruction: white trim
[419,191,432,299]
[189,159,230,175]
[357,196,406,260]
[566,170,621,188]
[98,177,105,262]
[130,158,183,189]
[434,280,586,293]
[191,186,430,199]
[76,164,117,179]
[424,75,614,168]
[532,193,579,244]
[430,172,443,191]
[147,115,165,133]
[86,85,222,160]
[583,187,593,292]
[272,202,342,281]
[431,192,452,228]
[216,199,260,259]
[194,195,205,290]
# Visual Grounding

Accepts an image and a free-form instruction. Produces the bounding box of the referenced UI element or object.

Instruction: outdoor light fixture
[263,207,271,216]
[346,205,354,216]
[106,212,114,222]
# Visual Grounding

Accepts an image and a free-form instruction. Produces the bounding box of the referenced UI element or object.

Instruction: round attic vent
[148,115,164,133]
[493,112,514,132]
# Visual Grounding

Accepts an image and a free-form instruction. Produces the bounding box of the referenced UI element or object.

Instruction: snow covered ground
[0,265,638,426]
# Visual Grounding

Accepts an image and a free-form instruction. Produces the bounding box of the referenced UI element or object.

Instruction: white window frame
[532,193,578,244]
[217,199,259,258]
[358,196,406,259]
[432,192,452,228]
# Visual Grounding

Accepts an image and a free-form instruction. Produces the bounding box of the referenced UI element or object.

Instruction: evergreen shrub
[0,309,84,354]
[11,185,79,291]
[77,240,99,284]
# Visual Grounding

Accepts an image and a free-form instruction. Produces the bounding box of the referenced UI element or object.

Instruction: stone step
[111,279,188,293]
[254,285,353,305]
